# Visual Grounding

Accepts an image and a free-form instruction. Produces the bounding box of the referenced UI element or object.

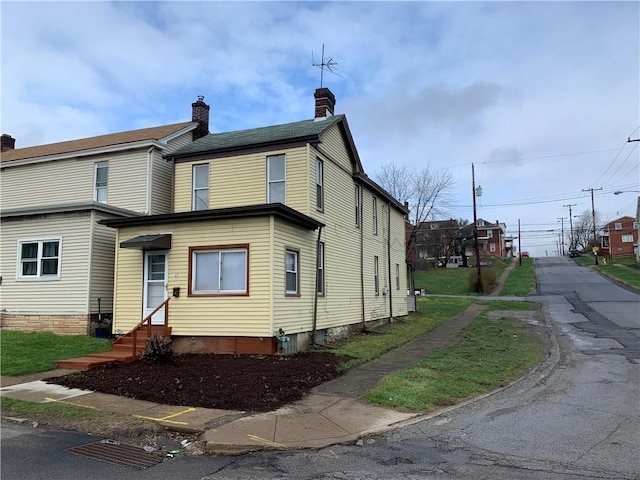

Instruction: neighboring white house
[0,98,210,334]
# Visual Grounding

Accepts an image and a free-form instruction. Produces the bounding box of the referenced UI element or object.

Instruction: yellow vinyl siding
[113,217,274,337]
[272,221,318,335]
[317,125,353,172]
[0,212,91,314]
[172,147,310,213]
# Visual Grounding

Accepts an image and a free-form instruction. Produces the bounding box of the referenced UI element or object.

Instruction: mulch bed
[48,352,349,412]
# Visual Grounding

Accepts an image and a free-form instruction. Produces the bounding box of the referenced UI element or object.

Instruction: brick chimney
[314,88,335,119]
[191,95,210,141]
[1,134,15,152]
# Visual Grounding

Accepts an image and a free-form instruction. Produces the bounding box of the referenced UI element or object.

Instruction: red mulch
[48,352,349,412]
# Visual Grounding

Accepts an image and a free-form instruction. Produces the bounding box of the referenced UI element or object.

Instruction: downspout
[359,183,365,330]
[311,226,323,346]
[145,146,154,214]
[387,201,393,322]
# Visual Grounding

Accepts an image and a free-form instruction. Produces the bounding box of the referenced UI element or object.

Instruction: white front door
[143,251,168,325]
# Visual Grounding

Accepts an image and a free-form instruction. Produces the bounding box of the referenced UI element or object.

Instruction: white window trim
[373,197,378,235]
[16,237,62,281]
[395,263,400,290]
[94,162,108,203]
[285,248,300,295]
[487,229,493,238]
[489,243,496,252]
[614,223,623,230]
[317,242,325,296]
[374,256,379,295]
[316,158,324,211]
[267,154,286,203]
[621,234,634,243]
[192,164,209,211]
[190,246,248,295]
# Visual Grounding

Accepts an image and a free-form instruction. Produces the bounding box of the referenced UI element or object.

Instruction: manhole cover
[66,440,164,469]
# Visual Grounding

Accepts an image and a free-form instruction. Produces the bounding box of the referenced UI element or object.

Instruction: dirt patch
[47,352,349,413]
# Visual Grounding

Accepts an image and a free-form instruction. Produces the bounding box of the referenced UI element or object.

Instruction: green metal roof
[166,114,344,159]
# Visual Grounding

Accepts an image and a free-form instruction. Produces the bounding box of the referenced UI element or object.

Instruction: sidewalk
[1,287,522,455]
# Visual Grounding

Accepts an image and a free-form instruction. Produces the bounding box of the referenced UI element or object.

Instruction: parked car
[569,249,581,257]
[521,251,530,257]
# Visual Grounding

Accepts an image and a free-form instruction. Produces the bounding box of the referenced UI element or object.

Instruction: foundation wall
[0,313,91,335]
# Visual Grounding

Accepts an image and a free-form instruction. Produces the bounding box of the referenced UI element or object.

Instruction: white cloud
[1,1,638,256]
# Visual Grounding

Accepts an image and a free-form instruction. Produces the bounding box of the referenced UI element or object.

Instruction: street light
[614,190,640,195]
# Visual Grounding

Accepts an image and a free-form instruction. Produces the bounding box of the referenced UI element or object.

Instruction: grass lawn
[414,257,510,295]
[575,254,640,289]
[1,331,112,376]
[363,301,545,410]
[332,296,474,370]
[498,257,536,296]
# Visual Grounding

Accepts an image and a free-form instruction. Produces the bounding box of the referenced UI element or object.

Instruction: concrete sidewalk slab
[202,394,418,454]
[0,380,93,403]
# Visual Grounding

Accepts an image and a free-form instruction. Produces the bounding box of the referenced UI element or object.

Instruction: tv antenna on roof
[312,44,341,88]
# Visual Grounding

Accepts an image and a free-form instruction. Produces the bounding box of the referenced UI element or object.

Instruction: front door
[143,251,168,325]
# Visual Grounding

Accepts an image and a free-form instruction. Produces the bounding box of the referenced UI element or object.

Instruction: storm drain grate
[66,440,164,470]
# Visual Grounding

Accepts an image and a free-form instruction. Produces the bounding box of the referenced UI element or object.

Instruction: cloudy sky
[2,1,639,257]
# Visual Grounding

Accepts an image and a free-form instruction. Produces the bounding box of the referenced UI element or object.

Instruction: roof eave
[100,203,324,231]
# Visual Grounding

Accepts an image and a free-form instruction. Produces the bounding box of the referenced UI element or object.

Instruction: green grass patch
[332,296,474,370]
[415,258,510,295]
[1,331,112,376]
[575,254,640,289]
[0,397,104,419]
[498,257,536,296]
[363,304,545,411]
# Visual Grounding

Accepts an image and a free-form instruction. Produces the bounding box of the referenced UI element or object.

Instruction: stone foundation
[0,313,90,335]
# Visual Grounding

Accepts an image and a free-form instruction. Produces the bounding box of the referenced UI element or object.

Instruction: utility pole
[582,188,603,264]
[557,217,567,255]
[472,164,482,292]
[563,203,577,249]
[518,218,522,267]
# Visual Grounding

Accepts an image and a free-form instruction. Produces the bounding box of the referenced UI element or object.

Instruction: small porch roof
[120,233,172,250]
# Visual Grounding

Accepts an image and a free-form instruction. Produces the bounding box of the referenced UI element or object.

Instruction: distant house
[102,88,409,355]
[465,219,508,259]
[0,98,209,334]
[600,215,638,259]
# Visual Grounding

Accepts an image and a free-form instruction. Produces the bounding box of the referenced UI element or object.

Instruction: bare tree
[375,163,454,260]
[573,209,601,250]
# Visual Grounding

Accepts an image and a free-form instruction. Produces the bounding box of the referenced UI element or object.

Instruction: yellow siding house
[102,88,409,354]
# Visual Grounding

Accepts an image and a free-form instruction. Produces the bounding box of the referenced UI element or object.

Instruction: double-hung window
[395,263,400,290]
[374,256,379,295]
[490,243,496,252]
[622,234,634,243]
[95,162,108,203]
[316,158,324,211]
[267,154,286,203]
[614,223,622,230]
[192,164,209,210]
[372,197,378,235]
[317,242,325,296]
[17,238,62,280]
[190,245,248,295]
[285,249,300,295]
